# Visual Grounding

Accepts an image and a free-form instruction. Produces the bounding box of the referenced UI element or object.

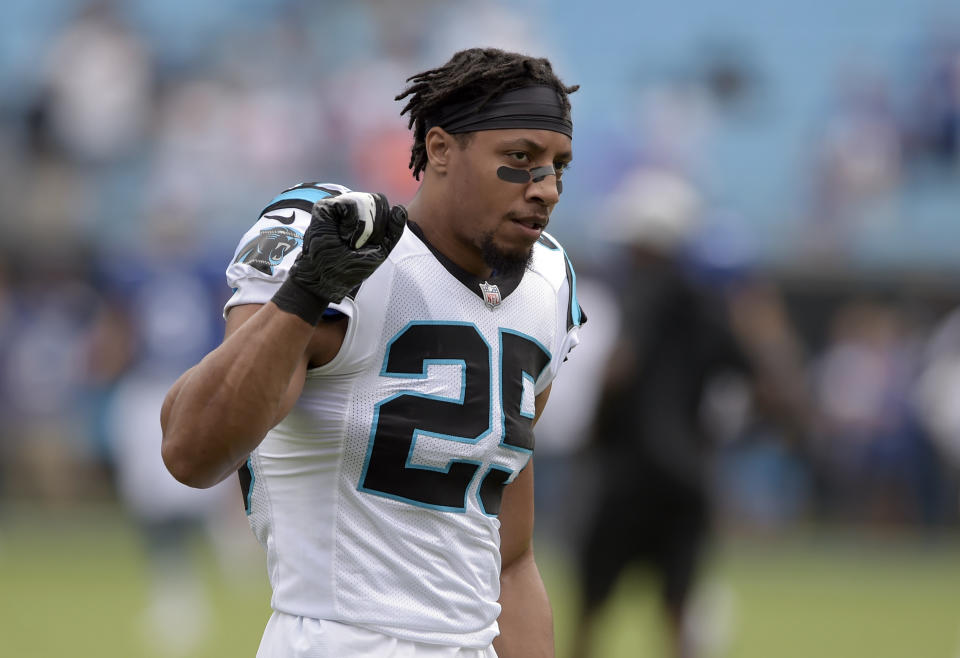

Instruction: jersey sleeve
[223,182,352,317]
[533,233,587,395]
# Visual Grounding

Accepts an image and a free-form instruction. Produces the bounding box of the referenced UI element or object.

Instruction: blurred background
[2,0,960,656]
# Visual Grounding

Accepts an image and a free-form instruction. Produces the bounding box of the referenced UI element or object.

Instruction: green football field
[2,505,959,658]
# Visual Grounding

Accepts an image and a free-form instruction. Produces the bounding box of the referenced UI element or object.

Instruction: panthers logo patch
[234,226,302,275]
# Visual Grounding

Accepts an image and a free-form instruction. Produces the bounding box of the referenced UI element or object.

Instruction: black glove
[272,191,407,325]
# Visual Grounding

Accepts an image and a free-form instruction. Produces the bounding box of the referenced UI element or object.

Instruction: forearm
[161,302,313,488]
[494,548,554,658]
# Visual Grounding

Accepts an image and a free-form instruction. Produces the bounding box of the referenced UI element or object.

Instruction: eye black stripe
[496,166,531,183]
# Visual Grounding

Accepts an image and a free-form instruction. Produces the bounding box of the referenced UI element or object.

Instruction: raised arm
[161,191,407,489]
[161,302,324,488]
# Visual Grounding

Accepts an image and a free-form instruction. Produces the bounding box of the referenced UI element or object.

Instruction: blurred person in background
[811,299,942,526]
[902,25,960,172]
[161,48,583,658]
[0,251,103,500]
[532,264,620,553]
[93,221,239,656]
[808,69,902,252]
[40,0,153,165]
[915,304,960,514]
[570,169,808,658]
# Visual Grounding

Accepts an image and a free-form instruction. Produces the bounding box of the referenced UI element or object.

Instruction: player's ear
[425,127,453,175]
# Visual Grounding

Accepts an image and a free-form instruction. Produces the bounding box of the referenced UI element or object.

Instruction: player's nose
[527,174,561,206]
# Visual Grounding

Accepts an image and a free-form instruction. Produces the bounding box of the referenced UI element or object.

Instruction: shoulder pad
[534,231,585,330]
[259,182,352,216]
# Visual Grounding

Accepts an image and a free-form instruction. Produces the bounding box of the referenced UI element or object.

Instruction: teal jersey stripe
[268,187,335,206]
[563,250,582,327]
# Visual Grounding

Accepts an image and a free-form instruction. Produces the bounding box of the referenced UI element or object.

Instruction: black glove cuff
[271,277,331,326]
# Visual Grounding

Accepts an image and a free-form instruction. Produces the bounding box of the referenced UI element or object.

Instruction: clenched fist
[272,192,407,325]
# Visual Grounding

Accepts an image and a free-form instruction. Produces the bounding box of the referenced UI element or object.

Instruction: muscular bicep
[223,304,347,423]
[221,304,302,426]
[160,364,195,435]
[223,303,347,426]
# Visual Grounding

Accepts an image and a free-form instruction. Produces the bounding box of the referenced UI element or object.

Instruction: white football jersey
[224,183,584,648]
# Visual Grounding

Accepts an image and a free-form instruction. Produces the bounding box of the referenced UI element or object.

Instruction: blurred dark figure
[570,169,806,658]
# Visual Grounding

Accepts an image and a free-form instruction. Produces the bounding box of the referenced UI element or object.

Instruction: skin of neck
[404,168,494,279]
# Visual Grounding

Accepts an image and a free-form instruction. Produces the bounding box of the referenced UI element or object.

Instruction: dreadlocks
[396,48,579,180]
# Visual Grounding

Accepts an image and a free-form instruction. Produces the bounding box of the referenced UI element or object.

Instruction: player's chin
[481,236,534,277]
[497,232,536,256]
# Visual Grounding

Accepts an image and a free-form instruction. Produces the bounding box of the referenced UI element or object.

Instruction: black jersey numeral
[478,329,551,514]
[360,323,490,511]
[359,323,551,515]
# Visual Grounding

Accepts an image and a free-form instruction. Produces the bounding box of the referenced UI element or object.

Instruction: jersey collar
[406,221,526,303]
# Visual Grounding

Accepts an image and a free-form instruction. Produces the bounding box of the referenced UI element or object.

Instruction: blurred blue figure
[811,299,946,526]
[96,229,237,656]
[0,252,101,500]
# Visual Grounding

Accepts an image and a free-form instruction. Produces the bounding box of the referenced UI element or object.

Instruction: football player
[162,48,583,658]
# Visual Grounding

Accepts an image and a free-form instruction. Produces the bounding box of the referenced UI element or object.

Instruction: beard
[479,232,533,278]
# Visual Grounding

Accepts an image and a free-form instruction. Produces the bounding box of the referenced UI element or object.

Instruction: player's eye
[554,161,571,176]
[508,152,530,163]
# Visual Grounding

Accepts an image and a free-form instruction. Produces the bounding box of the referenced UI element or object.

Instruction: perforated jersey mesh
[234,226,580,647]
[245,453,280,600]
[338,252,500,632]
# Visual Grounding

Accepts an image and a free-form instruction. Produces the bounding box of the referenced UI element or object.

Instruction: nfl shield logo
[479,281,501,309]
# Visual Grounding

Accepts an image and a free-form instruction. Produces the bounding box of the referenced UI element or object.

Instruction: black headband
[425,85,573,138]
